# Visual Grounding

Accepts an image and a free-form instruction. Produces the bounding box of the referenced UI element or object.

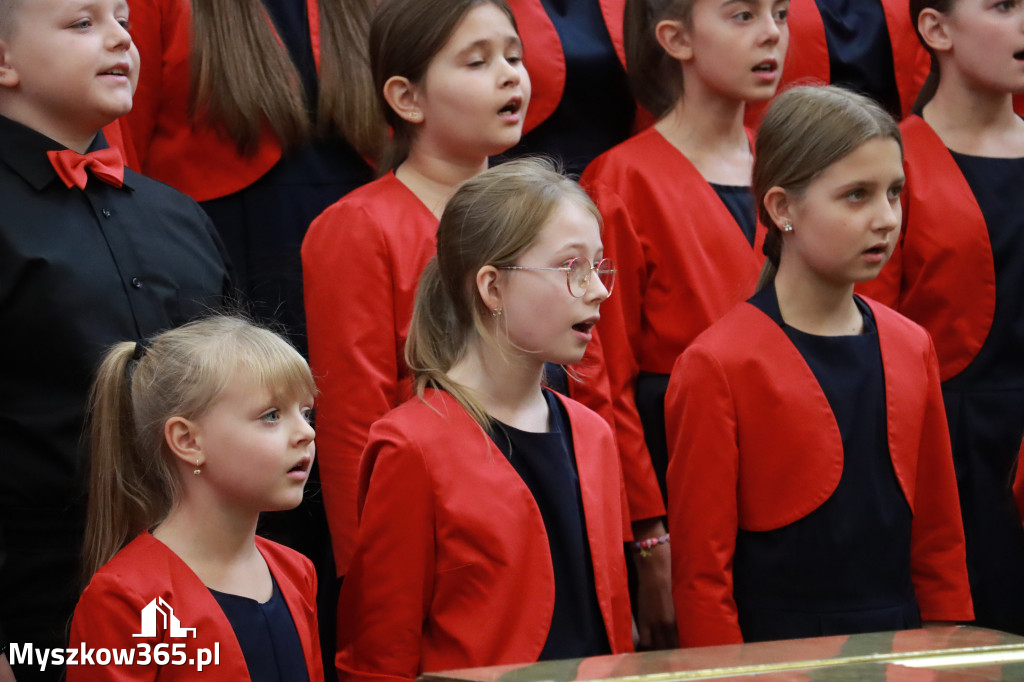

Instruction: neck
[0,104,99,153]
[396,146,489,218]
[446,334,548,431]
[655,89,751,183]
[773,261,861,336]
[923,70,1023,155]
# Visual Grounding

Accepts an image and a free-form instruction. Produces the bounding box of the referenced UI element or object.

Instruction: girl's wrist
[631,533,670,558]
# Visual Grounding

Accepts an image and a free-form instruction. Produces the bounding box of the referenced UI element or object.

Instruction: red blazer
[509,0,628,134]
[745,0,929,127]
[580,127,766,522]
[857,115,994,382]
[665,297,973,648]
[336,389,633,681]
[125,0,322,201]
[68,532,323,681]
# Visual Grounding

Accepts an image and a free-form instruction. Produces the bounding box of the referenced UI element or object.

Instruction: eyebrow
[455,35,523,57]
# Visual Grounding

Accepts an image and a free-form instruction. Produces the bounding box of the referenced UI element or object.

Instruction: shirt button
[101,209,112,218]
[130,277,143,289]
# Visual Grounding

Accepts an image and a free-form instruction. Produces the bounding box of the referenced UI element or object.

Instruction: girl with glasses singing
[579,0,789,649]
[336,158,632,681]
[665,86,972,648]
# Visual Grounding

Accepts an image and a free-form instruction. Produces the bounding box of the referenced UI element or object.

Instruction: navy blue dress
[500,0,634,176]
[635,183,755,502]
[200,1,374,358]
[734,285,920,641]
[210,577,310,682]
[943,151,1024,635]
[816,0,901,117]
[488,390,610,659]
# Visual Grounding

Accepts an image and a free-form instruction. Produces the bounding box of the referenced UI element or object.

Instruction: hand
[0,654,16,682]
[631,519,677,651]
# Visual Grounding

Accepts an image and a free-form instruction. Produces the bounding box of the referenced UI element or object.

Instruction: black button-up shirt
[0,114,232,650]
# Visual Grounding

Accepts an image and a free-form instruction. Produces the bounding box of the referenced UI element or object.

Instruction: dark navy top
[733,285,918,642]
[210,577,310,682]
[816,0,901,117]
[710,183,756,247]
[488,390,610,660]
[201,1,374,357]
[501,0,635,176]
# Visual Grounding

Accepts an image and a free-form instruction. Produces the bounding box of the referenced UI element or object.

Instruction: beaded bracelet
[631,533,670,558]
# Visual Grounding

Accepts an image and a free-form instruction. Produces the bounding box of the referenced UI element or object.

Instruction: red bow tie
[46,147,125,190]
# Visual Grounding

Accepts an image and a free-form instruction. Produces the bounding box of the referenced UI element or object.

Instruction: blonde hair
[624,0,695,119]
[753,85,902,290]
[405,158,600,427]
[189,0,386,161]
[83,316,316,581]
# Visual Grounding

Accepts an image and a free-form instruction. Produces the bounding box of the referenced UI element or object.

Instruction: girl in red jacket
[337,159,632,681]
[69,317,323,680]
[302,0,531,579]
[857,0,1024,636]
[666,85,972,648]
[579,0,789,647]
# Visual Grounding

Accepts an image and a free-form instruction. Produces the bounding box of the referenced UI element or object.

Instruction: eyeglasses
[499,257,616,298]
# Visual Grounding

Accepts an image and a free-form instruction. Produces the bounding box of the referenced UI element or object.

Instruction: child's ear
[382,75,423,125]
[164,417,205,470]
[917,8,952,54]
[476,265,503,316]
[0,41,20,89]
[763,186,792,230]
[655,18,693,62]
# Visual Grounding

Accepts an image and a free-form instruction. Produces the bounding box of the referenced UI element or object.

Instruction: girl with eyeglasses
[336,158,632,681]
[857,0,1024,637]
[666,86,972,648]
[578,0,789,648]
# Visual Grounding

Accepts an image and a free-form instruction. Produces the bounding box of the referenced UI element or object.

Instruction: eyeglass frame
[497,257,616,298]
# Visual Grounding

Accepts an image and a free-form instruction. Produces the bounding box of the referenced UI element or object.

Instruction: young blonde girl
[69,317,322,680]
[858,0,1024,636]
[579,0,789,648]
[667,85,972,647]
[302,0,531,579]
[336,158,632,680]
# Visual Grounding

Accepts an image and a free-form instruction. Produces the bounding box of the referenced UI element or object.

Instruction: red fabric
[745,0,929,127]
[124,0,321,201]
[336,389,633,682]
[509,0,627,134]
[665,298,973,648]
[580,127,766,522]
[102,119,140,171]
[857,115,995,381]
[47,147,125,190]
[68,533,323,681]
[302,173,437,576]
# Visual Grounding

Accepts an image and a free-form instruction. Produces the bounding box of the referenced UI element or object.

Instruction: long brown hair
[753,86,902,290]
[369,0,518,172]
[405,158,600,427]
[83,316,316,582]
[624,0,694,119]
[189,0,385,161]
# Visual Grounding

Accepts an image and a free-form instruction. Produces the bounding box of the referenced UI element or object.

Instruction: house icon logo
[132,597,197,639]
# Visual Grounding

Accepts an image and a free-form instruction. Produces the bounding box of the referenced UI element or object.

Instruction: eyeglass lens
[568,258,615,297]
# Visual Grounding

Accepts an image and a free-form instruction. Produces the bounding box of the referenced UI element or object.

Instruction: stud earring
[783,222,794,233]
[408,111,420,120]
[194,460,202,476]
[491,307,503,318]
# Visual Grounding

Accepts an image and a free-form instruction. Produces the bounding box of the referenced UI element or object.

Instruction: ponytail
[624,0,692,120]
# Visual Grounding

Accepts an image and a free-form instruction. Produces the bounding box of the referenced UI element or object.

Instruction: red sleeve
[665,346,743,647]
[303,201,404,577]
[583,177,665,522]
[68,575,158,681]
[336,420,435,682]
[125,0,166,166]
[909,340,974,621]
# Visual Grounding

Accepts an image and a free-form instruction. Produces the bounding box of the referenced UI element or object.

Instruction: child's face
[676,0,789,104]
[779,137,904,290]
[937,0,1024,96]
[187,372,315,515]
[497,199,608,367]
[0,0,138,144]
[410,3,531,161]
